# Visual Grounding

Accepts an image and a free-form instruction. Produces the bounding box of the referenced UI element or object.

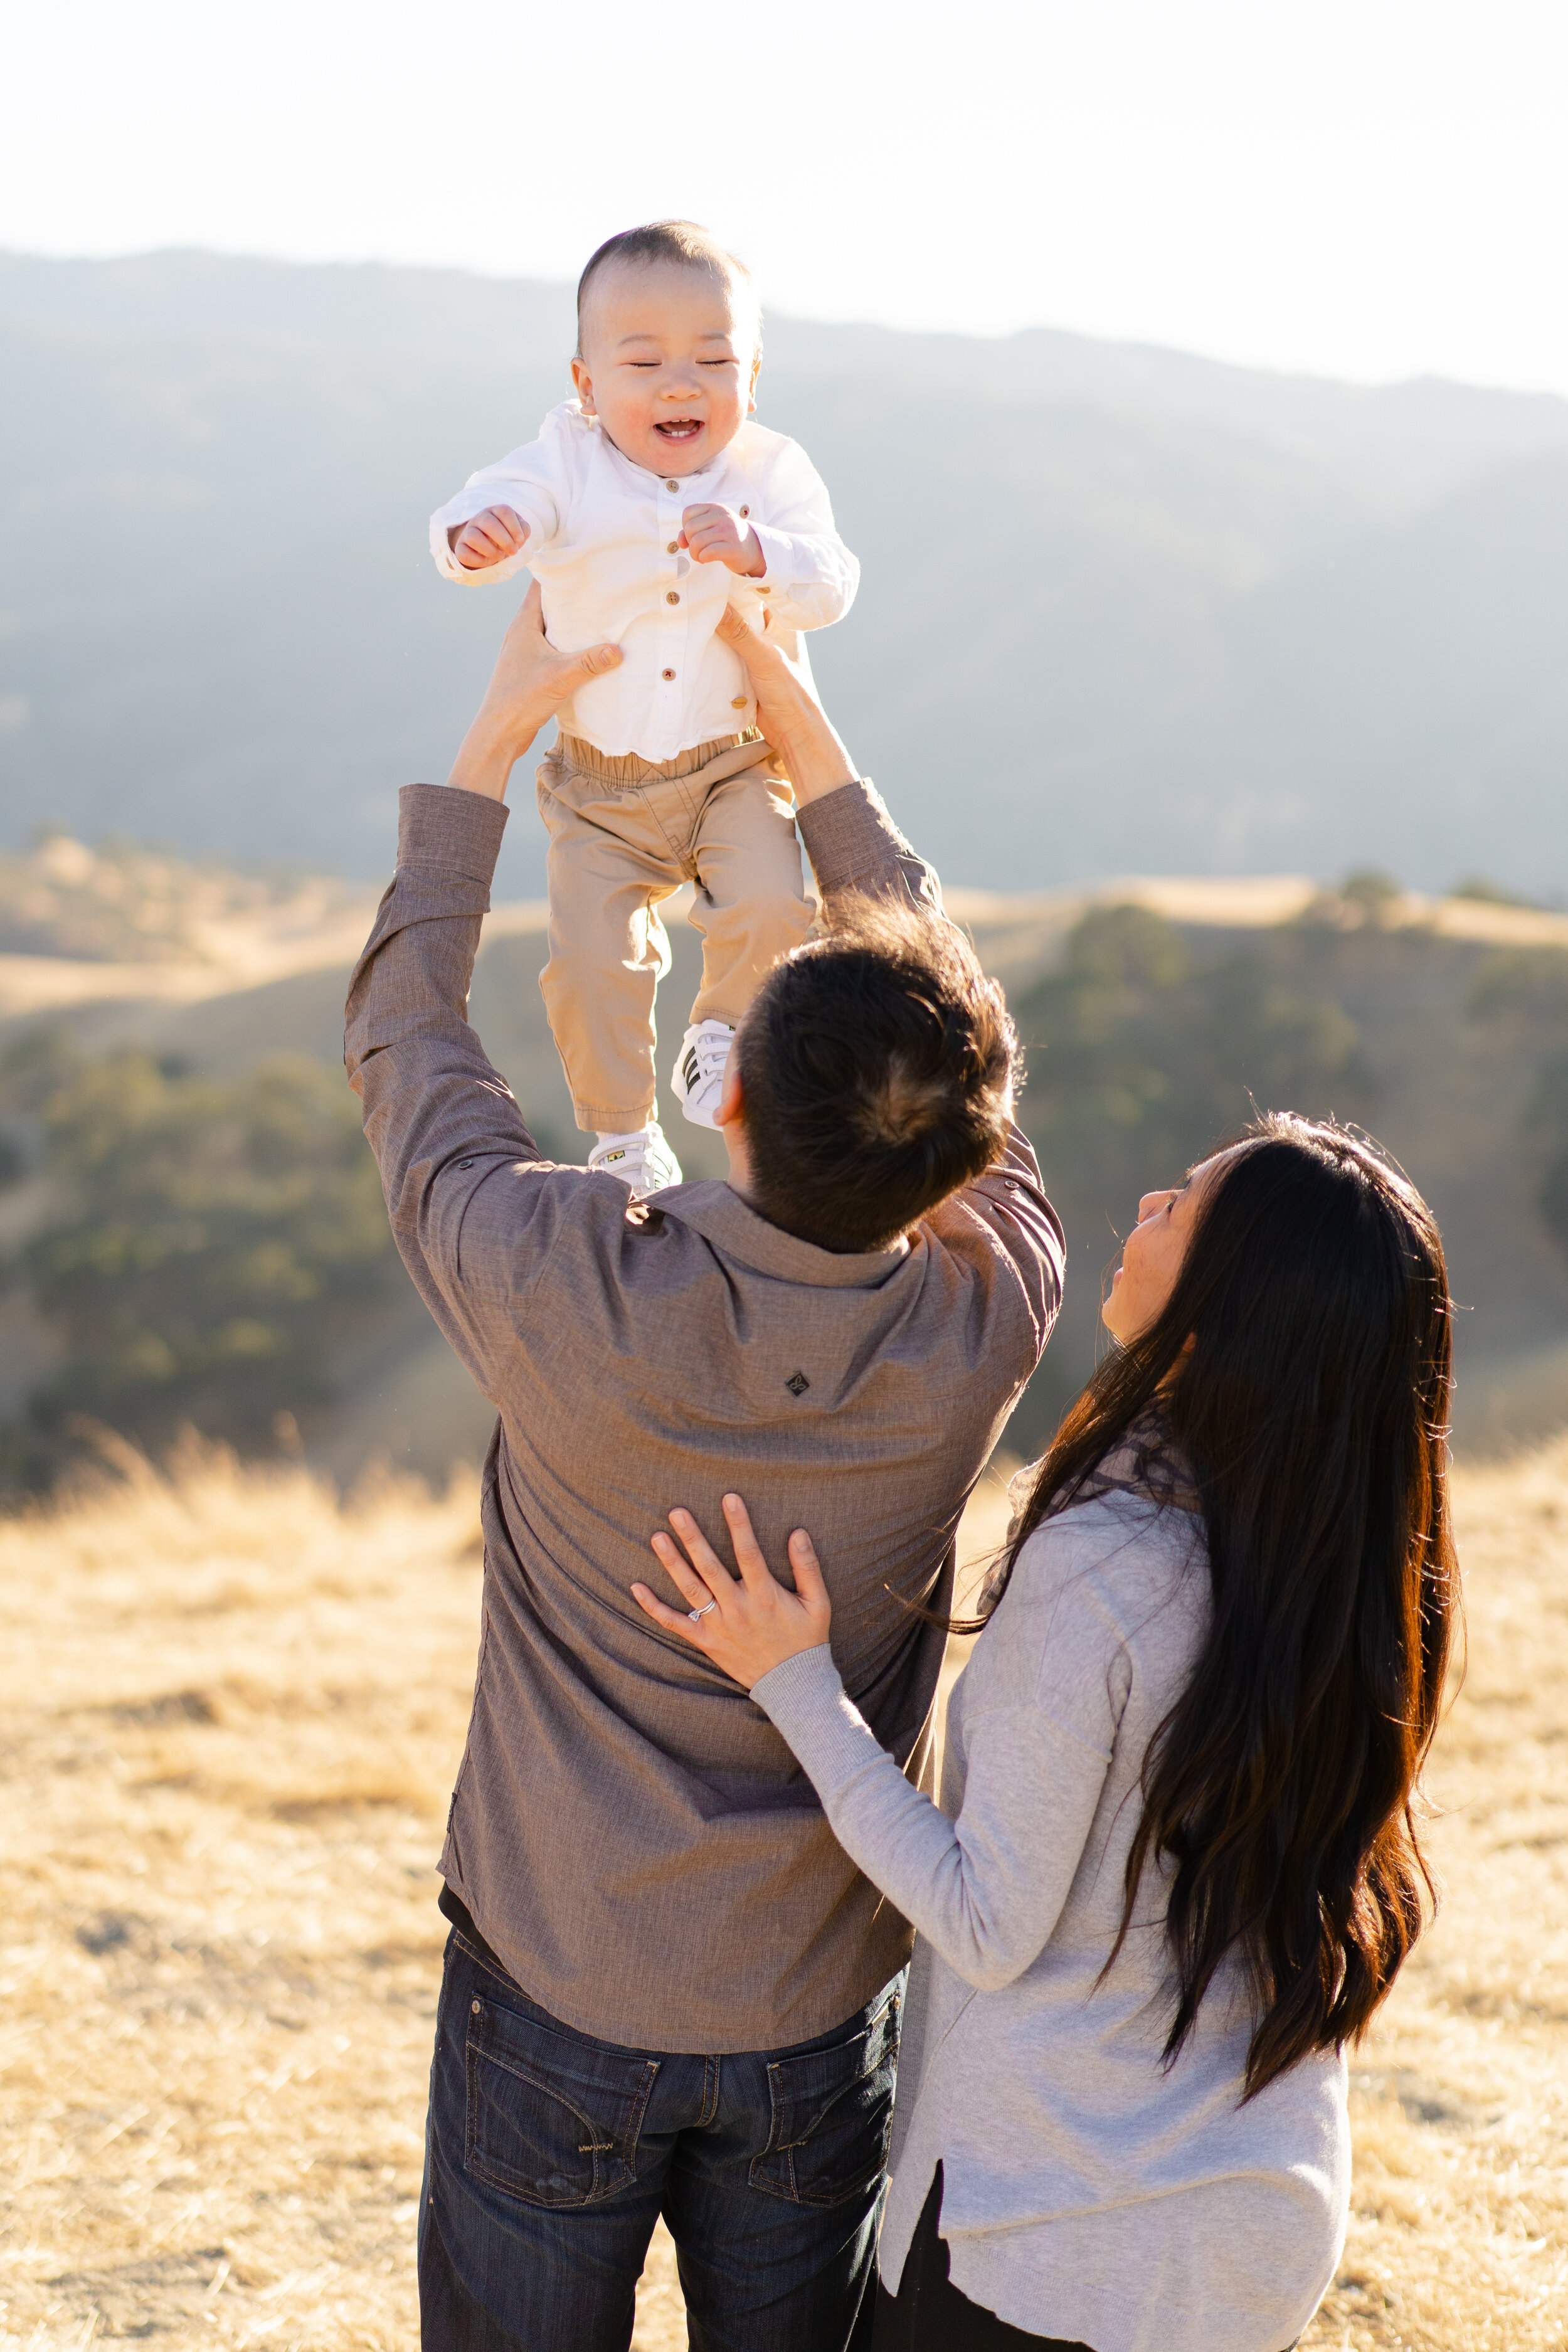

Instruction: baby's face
[571,260,760,477]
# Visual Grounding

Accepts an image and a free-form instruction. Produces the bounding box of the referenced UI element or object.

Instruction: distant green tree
[1339,869,1402,918]
[1533,1057,1568,1256]
[1453,875,1553,911]
[1464,949,1568,1266]
[1466,947,1568,1023]
[1012,904,1370,1216]
[11,1042,396,1458]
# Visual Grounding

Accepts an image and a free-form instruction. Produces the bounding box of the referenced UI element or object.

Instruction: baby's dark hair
[575,221,760,358]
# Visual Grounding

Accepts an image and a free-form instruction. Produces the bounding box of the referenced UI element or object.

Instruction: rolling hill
[4,836,1567,1482]
[3,250,1567,899]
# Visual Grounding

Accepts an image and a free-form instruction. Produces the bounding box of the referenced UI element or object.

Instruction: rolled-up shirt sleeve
[429,438,565,585]
[794,776,944,919]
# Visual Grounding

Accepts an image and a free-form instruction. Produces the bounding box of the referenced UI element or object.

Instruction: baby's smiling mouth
[655,417,704,440]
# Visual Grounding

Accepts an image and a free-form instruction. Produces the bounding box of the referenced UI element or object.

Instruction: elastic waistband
[553,729,765,790]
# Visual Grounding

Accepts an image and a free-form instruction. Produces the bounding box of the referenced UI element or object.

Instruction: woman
[632,1116,1457,2352]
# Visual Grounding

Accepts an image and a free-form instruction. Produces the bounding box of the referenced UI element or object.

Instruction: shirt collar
[660,1180,913,1289]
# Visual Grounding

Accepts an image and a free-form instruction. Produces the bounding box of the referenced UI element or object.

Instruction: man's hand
[445,581,621,800]
[630,1493,832,1690]
[681,502,766,576]
[450,504,530,571]
[712,605,857,806]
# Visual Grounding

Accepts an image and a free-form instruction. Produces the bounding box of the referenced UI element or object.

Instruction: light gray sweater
[754,1488,1348,2352]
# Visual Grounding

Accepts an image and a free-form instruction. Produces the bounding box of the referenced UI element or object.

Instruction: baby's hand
[450,505,529,571]
[681,504,766,578]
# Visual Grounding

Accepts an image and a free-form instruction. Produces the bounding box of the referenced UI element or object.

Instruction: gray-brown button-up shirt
[346,776,1063,2052]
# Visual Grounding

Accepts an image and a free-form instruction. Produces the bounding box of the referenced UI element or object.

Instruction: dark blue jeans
[419,1921,903,2351]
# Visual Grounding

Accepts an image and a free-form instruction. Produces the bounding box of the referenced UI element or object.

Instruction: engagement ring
[689,1601,718,1622]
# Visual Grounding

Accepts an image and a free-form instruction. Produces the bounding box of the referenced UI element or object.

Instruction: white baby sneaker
[588,1121,683,1198]
[672,1020,736,1130]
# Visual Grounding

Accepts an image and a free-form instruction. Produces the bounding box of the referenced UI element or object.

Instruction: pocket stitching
[748,1993,901,2207]
[464,2008,658,2209]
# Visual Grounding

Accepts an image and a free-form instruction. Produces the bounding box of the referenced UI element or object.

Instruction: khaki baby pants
[536,729,816,1133]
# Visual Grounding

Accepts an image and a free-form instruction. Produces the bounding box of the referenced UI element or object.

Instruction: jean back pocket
[750,1986,901,2207]
[465,1993,659,2209]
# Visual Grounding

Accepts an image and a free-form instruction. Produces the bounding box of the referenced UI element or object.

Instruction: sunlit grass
[0,1436,1562,2349]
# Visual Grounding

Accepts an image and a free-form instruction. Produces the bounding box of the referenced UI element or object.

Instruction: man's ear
[571,354,596,416]
[714,1059,745,1130]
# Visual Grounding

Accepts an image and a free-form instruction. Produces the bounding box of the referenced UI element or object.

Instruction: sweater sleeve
[752,1542,1127,1991]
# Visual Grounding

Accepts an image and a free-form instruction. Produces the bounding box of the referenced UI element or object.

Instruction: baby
[430,220,859,1195]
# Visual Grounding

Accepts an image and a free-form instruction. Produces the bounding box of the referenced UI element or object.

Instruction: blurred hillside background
[3,251,1568,1484]
[0,244,1565,1481]
[3,827,1568,1487]
[4,250,1568,896]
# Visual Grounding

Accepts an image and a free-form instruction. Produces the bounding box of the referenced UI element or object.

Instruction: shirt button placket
[657,475,696,727]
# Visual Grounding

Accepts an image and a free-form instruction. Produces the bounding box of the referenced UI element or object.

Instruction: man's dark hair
[575,221,758,357]
[738,896,1018,1253]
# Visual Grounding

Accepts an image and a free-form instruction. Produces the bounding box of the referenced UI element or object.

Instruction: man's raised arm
[711,606,945,923]
[343,588,622,1391]
[714,610,1061,1333]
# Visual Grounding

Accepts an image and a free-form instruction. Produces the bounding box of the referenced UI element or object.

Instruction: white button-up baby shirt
[429,403,860,762]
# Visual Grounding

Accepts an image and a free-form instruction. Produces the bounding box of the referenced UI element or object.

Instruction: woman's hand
[631,1493,832,1689]
[712,604,857,807]
[446,580,622,800]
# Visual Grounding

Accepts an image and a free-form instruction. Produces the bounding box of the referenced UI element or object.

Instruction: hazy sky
[6,0,1567,392]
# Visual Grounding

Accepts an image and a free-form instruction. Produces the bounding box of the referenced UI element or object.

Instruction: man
[346,591,1064,2350]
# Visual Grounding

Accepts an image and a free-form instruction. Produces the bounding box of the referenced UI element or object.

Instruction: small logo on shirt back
[784,1371,810,1397]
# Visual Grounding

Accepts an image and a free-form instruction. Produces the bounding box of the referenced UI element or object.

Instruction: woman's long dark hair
[993,1115,1458,2097]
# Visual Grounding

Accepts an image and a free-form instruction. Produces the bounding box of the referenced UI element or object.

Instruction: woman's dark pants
[872,2163,1300,2352]
[872,2165,1094,2351]
[419,1923,902,2351]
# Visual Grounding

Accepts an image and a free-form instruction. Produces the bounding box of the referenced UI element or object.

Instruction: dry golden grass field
[1,1433,1565,2351]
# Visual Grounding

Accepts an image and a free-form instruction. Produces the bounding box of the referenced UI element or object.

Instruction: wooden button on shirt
[427,399,861,763]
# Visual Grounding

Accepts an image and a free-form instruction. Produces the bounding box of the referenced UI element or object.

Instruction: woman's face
[1101,1157,1224,1343]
